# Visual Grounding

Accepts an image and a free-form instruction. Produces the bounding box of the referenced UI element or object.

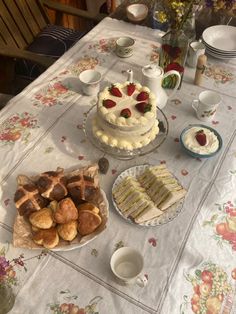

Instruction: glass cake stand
[83,105,169,160]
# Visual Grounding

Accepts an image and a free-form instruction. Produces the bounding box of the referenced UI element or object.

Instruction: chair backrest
[0,0,50,49]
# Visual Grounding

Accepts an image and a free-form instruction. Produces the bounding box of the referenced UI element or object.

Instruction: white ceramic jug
[187,41,206,68]
[141,64,181,109]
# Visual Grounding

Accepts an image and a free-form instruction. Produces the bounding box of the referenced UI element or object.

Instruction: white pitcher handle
[136,274,148,288]
[192,99,199,112]
[163,70,181,99]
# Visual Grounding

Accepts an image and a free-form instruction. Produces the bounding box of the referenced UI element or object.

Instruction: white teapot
[141,64,181,109]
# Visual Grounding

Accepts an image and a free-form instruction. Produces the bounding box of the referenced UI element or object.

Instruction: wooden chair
[0,0,106,94]
[105,0,117,13]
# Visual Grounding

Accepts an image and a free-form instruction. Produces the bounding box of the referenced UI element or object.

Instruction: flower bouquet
[196,1,236,38]
[152,0,236,31]
[154,0,201,89]
[155,0,236,88]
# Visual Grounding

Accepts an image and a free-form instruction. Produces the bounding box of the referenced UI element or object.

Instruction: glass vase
[0,284,15,314]
[183,13,196,42]
[159,30,189,89]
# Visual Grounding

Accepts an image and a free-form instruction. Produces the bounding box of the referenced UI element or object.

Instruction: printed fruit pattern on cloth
[203,201,236,250]
[0,246,27,287]
[68,57,100,77]
[48,290,102,314]
[88,38,116,54]
[204,63,235,85]
[34,82,73,107]
[180,262,235,314]
[33,57,100,107]
[0,112,39,145]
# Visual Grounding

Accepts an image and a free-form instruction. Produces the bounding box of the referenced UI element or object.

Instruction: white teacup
[79,69,102,96]
[115,37,135,58]
[187,41,205,68]
[192,90,222,122]
[110,247,148,287]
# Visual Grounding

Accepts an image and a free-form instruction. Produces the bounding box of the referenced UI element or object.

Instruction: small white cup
[192,90,222,122]
[79,69,102,96]
[187,41,205,68]
[110,247,148,287]
[115,37,135,58]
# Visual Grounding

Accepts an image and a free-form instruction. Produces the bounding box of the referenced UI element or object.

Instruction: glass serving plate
[83,105,169,160]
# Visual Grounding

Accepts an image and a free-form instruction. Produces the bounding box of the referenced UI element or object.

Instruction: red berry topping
[109,85,122,97]
[135,102,152,113]
[120,108,131,118]
[127,83,135,96]
[136,91,149,101]
[103,99,116,108]
[195,129,207,146]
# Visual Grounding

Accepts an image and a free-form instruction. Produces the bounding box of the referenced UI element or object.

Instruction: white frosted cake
[92,81,159,150]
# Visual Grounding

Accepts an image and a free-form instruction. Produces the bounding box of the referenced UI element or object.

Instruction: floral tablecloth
[0,17,236,314]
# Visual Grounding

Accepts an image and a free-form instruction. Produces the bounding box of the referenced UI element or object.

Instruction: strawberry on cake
[92,82,159,150]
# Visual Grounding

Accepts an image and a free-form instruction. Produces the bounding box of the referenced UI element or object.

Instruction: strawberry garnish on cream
[195,130,207,146]
[120,108,131,118]
[136,91,149,101]
[103,99,116,108]
[135,102,152,113]
[109,85,122,97]
[127,83,136,96]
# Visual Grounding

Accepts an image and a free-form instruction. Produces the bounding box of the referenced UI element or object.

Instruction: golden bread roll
[14,184,48,217]
[77,202,100,214]
[54,197,78,224]
[32,227,59,249]
[29,207,54,229]
[57,220,78,241]
[67,174,98,203]
[37,169,67,201]
[77,210,102,236]
[49,200,58,211]
[31,225,40,232]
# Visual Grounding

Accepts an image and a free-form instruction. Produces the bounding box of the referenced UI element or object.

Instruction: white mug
[110,247,148,287]
[115,37,135,58]
[79,69,102,96]
[192,90,222,122]
[187,41,205,68]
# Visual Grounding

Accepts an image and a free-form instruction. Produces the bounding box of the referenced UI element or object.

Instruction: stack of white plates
[202,25,236,60]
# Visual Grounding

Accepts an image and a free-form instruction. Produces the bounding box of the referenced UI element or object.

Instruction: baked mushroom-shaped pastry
[57,220,78,241]
[54,197,78,224]
[37,169,67,201]
[32,227,59,249]
[77,210,102,236]
[67,174,98,203]
[14,184,48,217]
[29,207,54,229]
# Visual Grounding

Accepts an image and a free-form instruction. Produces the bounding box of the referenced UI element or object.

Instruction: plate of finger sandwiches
[13,164,109,251]
[112,164,187,227]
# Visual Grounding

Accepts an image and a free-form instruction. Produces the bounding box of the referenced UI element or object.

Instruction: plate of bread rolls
[13,164,109,251]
